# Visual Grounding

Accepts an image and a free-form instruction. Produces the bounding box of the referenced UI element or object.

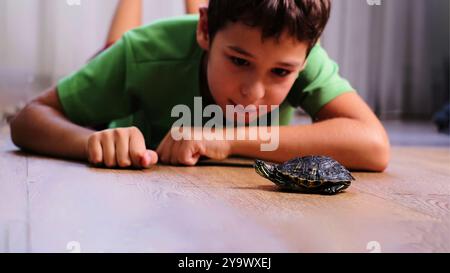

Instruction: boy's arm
[10,87,93,160]
[230,92,390,172]
[10,87,157,168]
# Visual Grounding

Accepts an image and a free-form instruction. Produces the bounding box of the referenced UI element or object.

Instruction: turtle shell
[254,155,354,194]
[276,155,354,184]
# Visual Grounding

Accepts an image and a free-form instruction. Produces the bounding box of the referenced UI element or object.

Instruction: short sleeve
[287,44,354,118]
[56,37,135,126]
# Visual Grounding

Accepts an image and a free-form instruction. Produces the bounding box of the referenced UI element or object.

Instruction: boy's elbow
[366,134,390,172]
[10,109,25,149]
[9,103,35,149]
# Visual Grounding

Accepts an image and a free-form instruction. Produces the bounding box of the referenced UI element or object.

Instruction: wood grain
[0,125,29,252]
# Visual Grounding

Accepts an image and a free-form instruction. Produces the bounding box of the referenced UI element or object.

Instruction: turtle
[254,155,354,195]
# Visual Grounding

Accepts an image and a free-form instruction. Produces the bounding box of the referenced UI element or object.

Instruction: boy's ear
[196,7,210,51]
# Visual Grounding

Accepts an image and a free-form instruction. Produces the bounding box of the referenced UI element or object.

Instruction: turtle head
[254,159,276,179]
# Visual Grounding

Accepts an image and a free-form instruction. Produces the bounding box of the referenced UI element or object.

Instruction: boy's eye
[230,57,250,67]
[272,68,291,77]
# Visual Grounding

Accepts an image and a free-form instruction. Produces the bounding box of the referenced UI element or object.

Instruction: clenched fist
[156,127,232,166]
[85,126,158,168]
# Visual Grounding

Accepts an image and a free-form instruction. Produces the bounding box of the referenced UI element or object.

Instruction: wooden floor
[0,122,449,253]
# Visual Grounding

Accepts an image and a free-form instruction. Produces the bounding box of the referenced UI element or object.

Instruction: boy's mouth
[227,100,259,113]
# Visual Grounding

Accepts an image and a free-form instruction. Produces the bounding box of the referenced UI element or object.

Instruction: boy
[10,0,390,171]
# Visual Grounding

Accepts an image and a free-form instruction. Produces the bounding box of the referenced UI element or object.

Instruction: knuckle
[113,128,127,139]
[88,149,100,161]
[91,156,102,165]
[89,132,100,143]
[117,159,131,167]
[104,156,116,167]
[98,130,113,142]
[129,150,141,160]
[129,126,138,134]
[180,157,194,166]
[178,151,191,166]
[104,161,116,168]
[93,158,102,164]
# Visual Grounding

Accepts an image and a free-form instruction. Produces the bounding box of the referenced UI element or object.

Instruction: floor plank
[0,126,29,252]
[354,147,450,218]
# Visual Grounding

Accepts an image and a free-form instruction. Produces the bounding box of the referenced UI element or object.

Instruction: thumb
[184,142,205,166]
[140,150,158,168]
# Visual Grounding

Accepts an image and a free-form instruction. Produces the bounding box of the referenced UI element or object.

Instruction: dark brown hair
[207,0,331,56]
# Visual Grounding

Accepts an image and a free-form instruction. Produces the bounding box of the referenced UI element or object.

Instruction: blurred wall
[322,0,449,119]
[0,0,184,82]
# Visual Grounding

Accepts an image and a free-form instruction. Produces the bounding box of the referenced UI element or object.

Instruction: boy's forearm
[185,0,208,14]
[106,0,142,45]
[10,102,93,161]
[230,118,390,171]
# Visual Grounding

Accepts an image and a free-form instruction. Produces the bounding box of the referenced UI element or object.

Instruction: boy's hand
[86,126,158,168]
[156,127,232,166]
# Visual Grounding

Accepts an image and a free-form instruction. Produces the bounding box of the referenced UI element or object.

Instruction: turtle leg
[272,176,315,193]
[321,183,350,195]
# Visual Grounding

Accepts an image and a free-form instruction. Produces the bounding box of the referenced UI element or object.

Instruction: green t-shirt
[57,15,353,149]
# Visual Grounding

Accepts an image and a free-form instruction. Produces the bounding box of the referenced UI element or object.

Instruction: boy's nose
[239,81,265,104]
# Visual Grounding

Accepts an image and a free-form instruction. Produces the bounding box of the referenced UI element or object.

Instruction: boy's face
[197,9,308,123]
